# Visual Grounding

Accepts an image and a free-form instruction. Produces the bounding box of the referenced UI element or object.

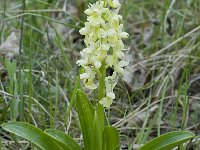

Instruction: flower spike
[77,0,129,108]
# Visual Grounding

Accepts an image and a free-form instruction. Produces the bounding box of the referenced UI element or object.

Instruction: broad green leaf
[139,131,195,150]
[45,129,82,150]
[76,90,95,150]
[102,126,120,150]
[2,122,62,150]
[91,112,102,150]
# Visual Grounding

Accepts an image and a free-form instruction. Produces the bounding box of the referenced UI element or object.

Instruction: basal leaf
[102,126,120,150]
[2,122,62,150]
[91,112,102,150]
[45,129,82,150]
[139,131,195,150]
[76,90,94,150]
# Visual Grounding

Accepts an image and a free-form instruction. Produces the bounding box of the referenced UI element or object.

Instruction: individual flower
[77,0,129,108]
[108,0,121,8]
[80,66,97,89]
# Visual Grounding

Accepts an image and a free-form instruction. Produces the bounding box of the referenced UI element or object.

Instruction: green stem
[98,61,106,100]
[97,60,106,131]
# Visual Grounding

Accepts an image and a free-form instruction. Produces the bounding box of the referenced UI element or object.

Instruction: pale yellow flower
[99,97,113,108]
[108,0,121,8]
[80,66,97,89]
[99,71,118,107]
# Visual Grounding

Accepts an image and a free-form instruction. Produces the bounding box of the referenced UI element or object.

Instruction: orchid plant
[74,0,129,149]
